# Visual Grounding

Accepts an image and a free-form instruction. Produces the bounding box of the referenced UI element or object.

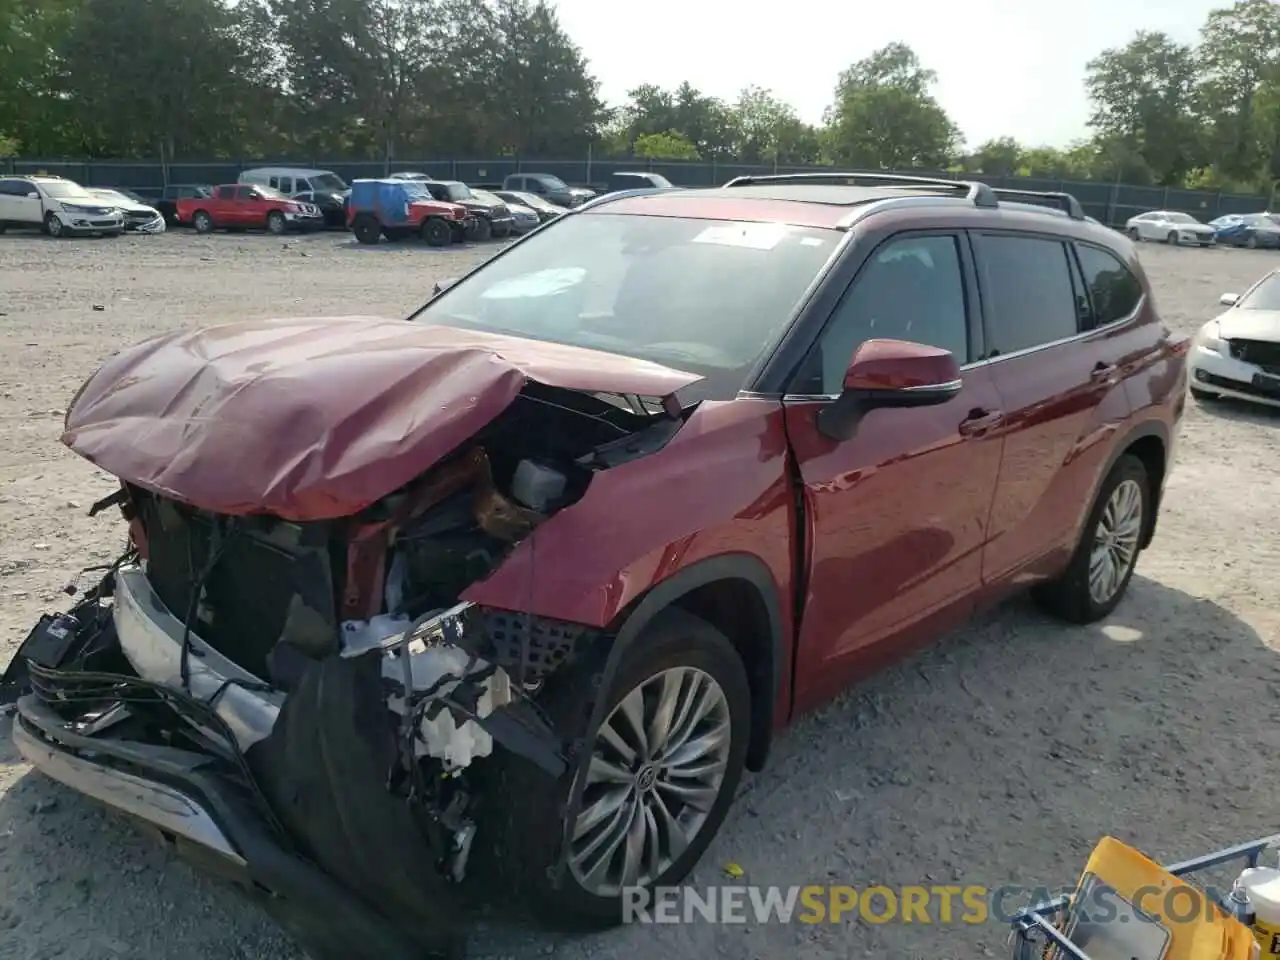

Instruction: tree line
[2,0,1279,192]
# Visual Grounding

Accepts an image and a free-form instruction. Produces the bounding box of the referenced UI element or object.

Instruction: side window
[1075,244,1143,329]
[808,234,970,395]
[235,186,255,200]
[972,234,1079,356]
[291,178,306,193]
[528,178,544,193]
[268,177,280,189]
[216,185,236,200]
[0,179,22,195]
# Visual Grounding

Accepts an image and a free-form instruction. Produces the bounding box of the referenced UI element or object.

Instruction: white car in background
[1188,268,1280,407]
[1125,210,1216,246]
[88,188,165,234]
[0,174,125,238]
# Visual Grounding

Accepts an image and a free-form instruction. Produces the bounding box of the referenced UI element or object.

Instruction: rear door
[212,185,237,223]
[234,186,259,226]
[783,230,1006,710]
[967,230,1134,590]
[0,178,23,221]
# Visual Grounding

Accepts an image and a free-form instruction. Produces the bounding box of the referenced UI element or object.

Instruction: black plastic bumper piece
[13,694,465,960]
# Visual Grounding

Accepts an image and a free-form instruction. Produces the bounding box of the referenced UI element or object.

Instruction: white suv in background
[0,175,125,238]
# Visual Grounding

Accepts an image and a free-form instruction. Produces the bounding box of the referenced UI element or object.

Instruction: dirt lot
[0,231,1278,960]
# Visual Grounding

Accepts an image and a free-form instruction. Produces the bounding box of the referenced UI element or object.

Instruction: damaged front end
[4,376,689,959]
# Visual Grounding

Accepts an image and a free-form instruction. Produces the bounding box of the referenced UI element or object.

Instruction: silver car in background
[89,188,166,234]
[1125,210,1216,246]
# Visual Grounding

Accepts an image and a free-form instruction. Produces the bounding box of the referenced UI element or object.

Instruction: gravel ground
[1,230,1278,960]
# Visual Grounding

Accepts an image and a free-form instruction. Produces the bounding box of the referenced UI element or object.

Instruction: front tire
[469,217,491,242]
[422,217,452,247]
[44,212,65,238]
[469,608,751,930]
[1247,233,1259,249]
[266,211,287,235]
[1167,230,1179,245]
[1033,454,1149,623]
[1127,226,1140,241]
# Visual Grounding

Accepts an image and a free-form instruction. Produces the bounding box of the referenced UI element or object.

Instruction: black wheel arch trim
[1092,418,1169,549]
[552,552,786,888]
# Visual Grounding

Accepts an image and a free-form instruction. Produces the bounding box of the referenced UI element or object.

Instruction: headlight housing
[1197,321,1225,354]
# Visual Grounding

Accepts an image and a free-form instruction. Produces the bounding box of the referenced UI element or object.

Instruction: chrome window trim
[761,299,1143,403]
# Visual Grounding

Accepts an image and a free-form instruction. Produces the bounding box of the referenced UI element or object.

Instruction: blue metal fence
[2,155,1270,225]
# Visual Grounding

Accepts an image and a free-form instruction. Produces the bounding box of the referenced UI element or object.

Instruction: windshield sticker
[479,268,586,300]
[799,236,825,246]
[692,223,789,251]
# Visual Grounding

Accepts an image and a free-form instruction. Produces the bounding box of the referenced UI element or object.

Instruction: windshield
[443,182,473,201]
[400,181,435,200]
[40,180,94,200]
[255,185,290,200]
[471,189,500,203]
[536,175,568,191]
[311,173,348,192]
[90,189,130,205]
[1239,273,1280,310]
[410,213,840,394]
[1167,213,1197,224]
[645,174,674,188]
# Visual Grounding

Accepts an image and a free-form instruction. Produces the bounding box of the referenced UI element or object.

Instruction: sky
[551,0,1227,149]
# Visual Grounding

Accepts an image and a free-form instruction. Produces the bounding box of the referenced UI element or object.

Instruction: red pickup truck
[176,184,326,235]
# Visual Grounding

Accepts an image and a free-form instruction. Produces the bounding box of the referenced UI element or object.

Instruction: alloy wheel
[567,666,732,897]
[1088,478,1144,604]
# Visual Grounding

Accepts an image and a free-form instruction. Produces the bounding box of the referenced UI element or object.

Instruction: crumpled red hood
[62,316,702,520]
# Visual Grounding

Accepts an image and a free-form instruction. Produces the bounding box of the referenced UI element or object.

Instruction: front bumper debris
[12,694,461,959]
[0,558,582,959]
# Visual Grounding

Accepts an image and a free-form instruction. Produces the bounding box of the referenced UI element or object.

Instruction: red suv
[3,173,1188,959]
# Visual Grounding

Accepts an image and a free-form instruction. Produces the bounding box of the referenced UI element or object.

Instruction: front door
[966,231,1134,589]
[784,231,1006,711]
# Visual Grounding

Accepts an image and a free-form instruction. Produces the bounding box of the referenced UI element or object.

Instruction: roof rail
[722,171,998,209]
[989,188,1085,220]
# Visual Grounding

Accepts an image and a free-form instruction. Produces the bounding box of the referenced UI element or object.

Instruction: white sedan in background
[1125,210,1216,246]
[1189,268,1280,407]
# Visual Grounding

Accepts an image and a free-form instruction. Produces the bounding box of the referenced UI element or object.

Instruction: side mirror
[27,191,38,199]
[1220,292,1240,306]
[817,339,963,442]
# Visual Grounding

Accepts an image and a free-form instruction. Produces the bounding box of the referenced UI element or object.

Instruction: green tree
[1084,31,1202,185]
[1196,0,1280,181]
[57,0,276,157]
[0,0,82,155]
[633,130,699,160]
[823,43,960,170]
[731,86,820,165]
[971,136,1023,177]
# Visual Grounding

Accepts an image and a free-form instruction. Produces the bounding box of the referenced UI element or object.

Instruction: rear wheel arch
[1090,422,1167,550]
[599,554,787,773]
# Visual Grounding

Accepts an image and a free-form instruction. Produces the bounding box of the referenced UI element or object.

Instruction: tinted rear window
[974,234,1079,355]
[1075,244,1143,326]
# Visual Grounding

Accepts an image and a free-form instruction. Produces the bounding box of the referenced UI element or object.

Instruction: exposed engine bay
[3,382,688,954]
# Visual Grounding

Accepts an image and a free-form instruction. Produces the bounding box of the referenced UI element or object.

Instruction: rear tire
[352,215,382,245]
[192,211,214,234]
[422,217,452,247]
[468,608,751,931]
[1033,454,1149,624]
